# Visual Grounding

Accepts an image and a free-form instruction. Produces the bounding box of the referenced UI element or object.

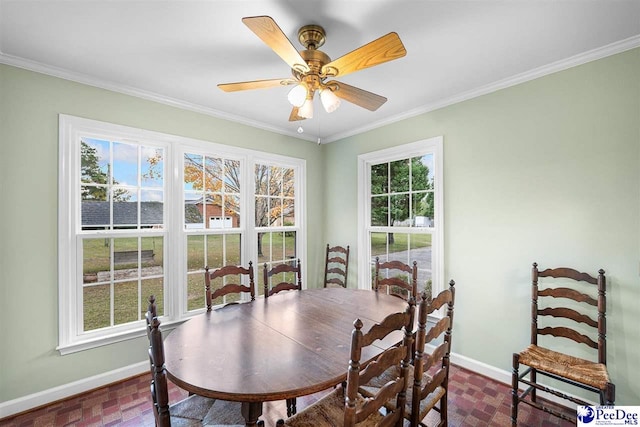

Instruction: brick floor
[0,364,575,426]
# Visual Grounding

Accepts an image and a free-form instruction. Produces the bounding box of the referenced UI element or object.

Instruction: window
[357,137,443,298]
[59,115,305,354]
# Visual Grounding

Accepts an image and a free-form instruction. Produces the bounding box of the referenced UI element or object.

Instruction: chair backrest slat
[324,244,350,288]
[264,259,302,297]
[374,257,418,301]
[531,262,607,363]
[205,262,255,310]
[344,299,415,427]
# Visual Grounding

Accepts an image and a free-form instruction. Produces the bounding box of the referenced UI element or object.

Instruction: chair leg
[604,382,615,405]
[511,353,520,426]
[286,397,297,416]
[530,367,537,403]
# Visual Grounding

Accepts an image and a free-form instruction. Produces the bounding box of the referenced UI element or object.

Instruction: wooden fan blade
[218,78,296,92]
[329,81,387,111]
[321,32,406,78]
[243,16,310,73]
[289,106,306,121]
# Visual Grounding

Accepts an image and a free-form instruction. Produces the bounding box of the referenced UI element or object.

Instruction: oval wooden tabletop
[163,287,408,403]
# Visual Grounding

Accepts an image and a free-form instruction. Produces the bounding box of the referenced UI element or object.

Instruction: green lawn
[82,232,295,331]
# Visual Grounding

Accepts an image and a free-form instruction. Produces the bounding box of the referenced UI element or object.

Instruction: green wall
[1,47,639,410]
[324,48,640,403]
[0,64,324,403]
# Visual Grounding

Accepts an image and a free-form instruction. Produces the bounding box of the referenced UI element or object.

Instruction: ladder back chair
[511,263,615,425]
[263,259,302,297]
[262,259,302,416]
[205,261,255,310]
[277,297,416,427]
[323,244,350,288]
[359,281,456,427]
[146,296,245,427]
[374,257,418,301]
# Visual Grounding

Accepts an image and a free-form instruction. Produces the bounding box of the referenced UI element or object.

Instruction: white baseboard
[448,348,595,408]
[0,361,148,419]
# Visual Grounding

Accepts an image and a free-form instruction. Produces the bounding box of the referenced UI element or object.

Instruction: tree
[183,156,294,256]
[81,141,130,201]
[370,156,433,244]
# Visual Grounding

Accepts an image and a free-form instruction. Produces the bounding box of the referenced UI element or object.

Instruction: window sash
[58,115,305,354]
[357,137,443,299]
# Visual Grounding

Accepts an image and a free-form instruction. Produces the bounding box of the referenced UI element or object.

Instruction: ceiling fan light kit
[287,83,307,107]
[320,87,340,113]
[218,15,407,123]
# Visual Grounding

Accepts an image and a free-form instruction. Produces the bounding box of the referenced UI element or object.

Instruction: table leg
[241,401,263,427]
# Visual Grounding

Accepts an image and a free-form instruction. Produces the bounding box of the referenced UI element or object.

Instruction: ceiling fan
[218,16,407,121]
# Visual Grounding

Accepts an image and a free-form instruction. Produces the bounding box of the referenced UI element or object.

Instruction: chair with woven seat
[511,263,615,425]
[276,297,416,427]
[262,259,302,416]
[374,257,418,301]
[205,261,255,310]
[146,295,246,427]
[359,281,456,427]
[323,244,350,288]
[263,259,302,297]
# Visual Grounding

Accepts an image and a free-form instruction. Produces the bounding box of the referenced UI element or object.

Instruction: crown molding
[0,52,315,143]
[2,33,639,145]
[324,34,640,143]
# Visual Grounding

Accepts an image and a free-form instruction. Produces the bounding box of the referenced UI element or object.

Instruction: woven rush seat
[359,365,447,417]
[518,344,610,390]
[279,388,384,427]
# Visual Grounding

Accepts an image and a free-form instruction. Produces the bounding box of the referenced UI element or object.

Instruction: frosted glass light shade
[298,98,314,118]
[287,84,307,107]
[320,88,341,113]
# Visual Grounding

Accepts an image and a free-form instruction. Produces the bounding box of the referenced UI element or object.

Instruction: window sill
[57,318,187,355]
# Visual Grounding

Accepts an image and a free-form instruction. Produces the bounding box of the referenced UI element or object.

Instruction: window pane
[371,196,388,226]
[390,159,410,193]
[142,278,164,316]
[412,193,432,227]
[81,138,109,185]
[113,142,138,185]
[270,166,282,196]
[114,280,138,326]
[184,153,203,191]
[370,163,388,195]
[141,192,163,227]
[257,232,272,265]
[225,159,241,193]
[83,238,111,285]
[185,192,204,229]
[141,236,163,277]
[187,235,205,271]
[204,157,223,193]
[113,193,138,228]
[390,194,409,226]
[411,155,432,191]
[187,273,205,311]
[283,197,295,226]
[370,232,388,258]
[408,234,432,294]
[84,283,110,331]
[255,164,269,195]
[224,195,240,228]
[141,146,163,188]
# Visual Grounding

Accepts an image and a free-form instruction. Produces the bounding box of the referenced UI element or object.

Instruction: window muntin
[59,115,305,354]
[254,163,299,296]
[358,137,443,299]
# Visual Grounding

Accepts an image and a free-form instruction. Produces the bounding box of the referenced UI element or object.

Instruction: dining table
[163,287,410,427]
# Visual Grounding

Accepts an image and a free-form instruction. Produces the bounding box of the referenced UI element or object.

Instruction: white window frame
[58,115,305,354]
[357,137,444,300]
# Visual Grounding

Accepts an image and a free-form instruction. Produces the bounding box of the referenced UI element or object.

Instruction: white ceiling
[1,1,639,143]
